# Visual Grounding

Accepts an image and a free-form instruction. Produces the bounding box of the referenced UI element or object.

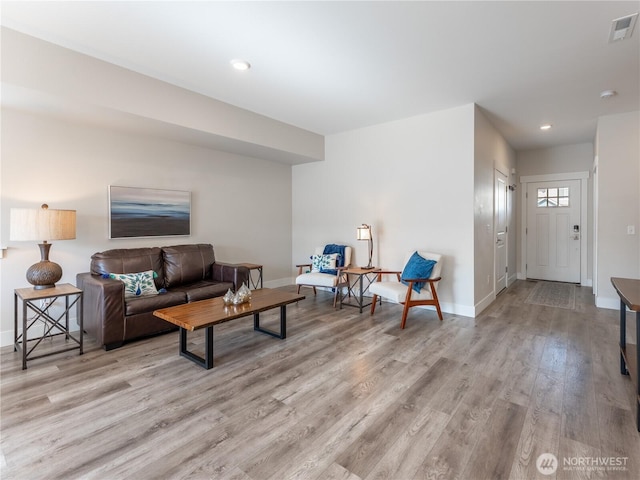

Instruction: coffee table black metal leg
[179,326,214,369]
[621,299,629,375]
[254,306,287,339]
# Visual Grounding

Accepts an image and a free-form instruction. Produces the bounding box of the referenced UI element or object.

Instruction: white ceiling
[1,1,639,151]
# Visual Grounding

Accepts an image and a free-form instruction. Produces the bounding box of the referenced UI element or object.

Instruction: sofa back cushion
[162,244,215,288]
[91,247,164,289]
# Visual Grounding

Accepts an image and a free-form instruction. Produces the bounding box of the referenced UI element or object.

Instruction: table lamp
[10,204,76,289]
[356,223,374,269]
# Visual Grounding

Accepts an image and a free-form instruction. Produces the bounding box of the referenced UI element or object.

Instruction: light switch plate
[628,225,636,235]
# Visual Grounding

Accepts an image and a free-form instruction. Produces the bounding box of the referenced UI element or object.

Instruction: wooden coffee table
[153,288,305,369]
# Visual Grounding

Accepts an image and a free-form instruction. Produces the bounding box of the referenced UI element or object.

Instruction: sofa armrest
[211,262,250,290]
[76,272,126,349]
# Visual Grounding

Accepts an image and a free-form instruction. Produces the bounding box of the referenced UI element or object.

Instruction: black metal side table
[14,283,83,370]
[340,267,381,313]
[238,263,263,289]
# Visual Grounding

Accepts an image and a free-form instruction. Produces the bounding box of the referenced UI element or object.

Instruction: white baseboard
[474,291,495,316]
[264,277,295,289]
[595,295,622,310]
[0,330,14,348]
[1,322,81,348]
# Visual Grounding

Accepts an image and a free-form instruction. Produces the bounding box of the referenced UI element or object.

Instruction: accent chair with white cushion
[370,251,443,328]
[295,245,352,308]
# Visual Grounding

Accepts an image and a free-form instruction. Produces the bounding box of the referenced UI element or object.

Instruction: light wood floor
[1,281,639,480]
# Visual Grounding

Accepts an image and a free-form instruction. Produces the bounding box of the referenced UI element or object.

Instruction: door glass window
[537,187,569,207]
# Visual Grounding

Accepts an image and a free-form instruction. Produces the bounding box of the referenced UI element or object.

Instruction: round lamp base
[26,260,62,289]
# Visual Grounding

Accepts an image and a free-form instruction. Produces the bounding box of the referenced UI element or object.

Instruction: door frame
[520,171,589,286]
[494,168,508,294]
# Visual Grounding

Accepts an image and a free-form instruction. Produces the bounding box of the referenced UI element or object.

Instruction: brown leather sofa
[76,244,249,350]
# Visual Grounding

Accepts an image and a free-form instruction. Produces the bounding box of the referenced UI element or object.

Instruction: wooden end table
[14,283,83,370]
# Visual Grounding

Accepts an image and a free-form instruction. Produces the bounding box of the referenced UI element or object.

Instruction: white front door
[495,170,507,293]
[526,180,581,282]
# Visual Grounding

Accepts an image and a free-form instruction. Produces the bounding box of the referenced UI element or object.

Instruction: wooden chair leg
[297,285,301,294]
[313,286,317,295]
[430,284,443,320]
[400,302,411,329]
[401,284,415,329]
[370,294,378,314]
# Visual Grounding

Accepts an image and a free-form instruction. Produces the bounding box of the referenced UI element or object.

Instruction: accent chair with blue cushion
[370,251,443,328]
[295,245,352,308]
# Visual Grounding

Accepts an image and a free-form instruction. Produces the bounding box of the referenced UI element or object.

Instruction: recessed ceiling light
[600,89,617,99]
[230,59,251,71]
[540,124,552,131]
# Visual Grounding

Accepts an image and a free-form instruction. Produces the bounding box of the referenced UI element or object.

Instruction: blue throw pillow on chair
[401,252,437,293]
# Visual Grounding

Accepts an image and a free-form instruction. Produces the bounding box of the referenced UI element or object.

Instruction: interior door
[526,180,581,282]
[495,170,507,293]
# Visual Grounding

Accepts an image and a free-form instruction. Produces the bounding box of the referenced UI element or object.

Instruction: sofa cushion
[91,247,164,289]
[163,244,215,288]
[170,280,234,303]
[296,272,342,288]
[124,290,186,316]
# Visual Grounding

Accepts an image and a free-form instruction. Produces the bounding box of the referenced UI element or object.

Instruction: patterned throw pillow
[109,270,159,298]
[311,254,338,273]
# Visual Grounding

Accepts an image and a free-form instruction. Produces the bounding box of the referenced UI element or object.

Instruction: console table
[14,283,83,370]
[610,277,640,431]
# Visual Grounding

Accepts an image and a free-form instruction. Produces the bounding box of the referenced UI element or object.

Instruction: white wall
[292,104,476,316]
[473,106,517,311]
[594,111,640,308]
[516,143,594,282]
[0,109,294,346]
[2,27,324,165]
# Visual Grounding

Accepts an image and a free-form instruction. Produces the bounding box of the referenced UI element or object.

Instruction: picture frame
[108,186,191,239]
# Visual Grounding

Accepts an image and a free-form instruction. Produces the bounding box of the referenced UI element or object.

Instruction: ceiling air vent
[609,13,638,42]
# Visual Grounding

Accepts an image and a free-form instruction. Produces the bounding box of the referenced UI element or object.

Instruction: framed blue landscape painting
[109,186,191,239]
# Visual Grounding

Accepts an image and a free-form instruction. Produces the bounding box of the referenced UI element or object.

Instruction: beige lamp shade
[10,206,76,241]
[356,224,372,240]
[10,204,76,289]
